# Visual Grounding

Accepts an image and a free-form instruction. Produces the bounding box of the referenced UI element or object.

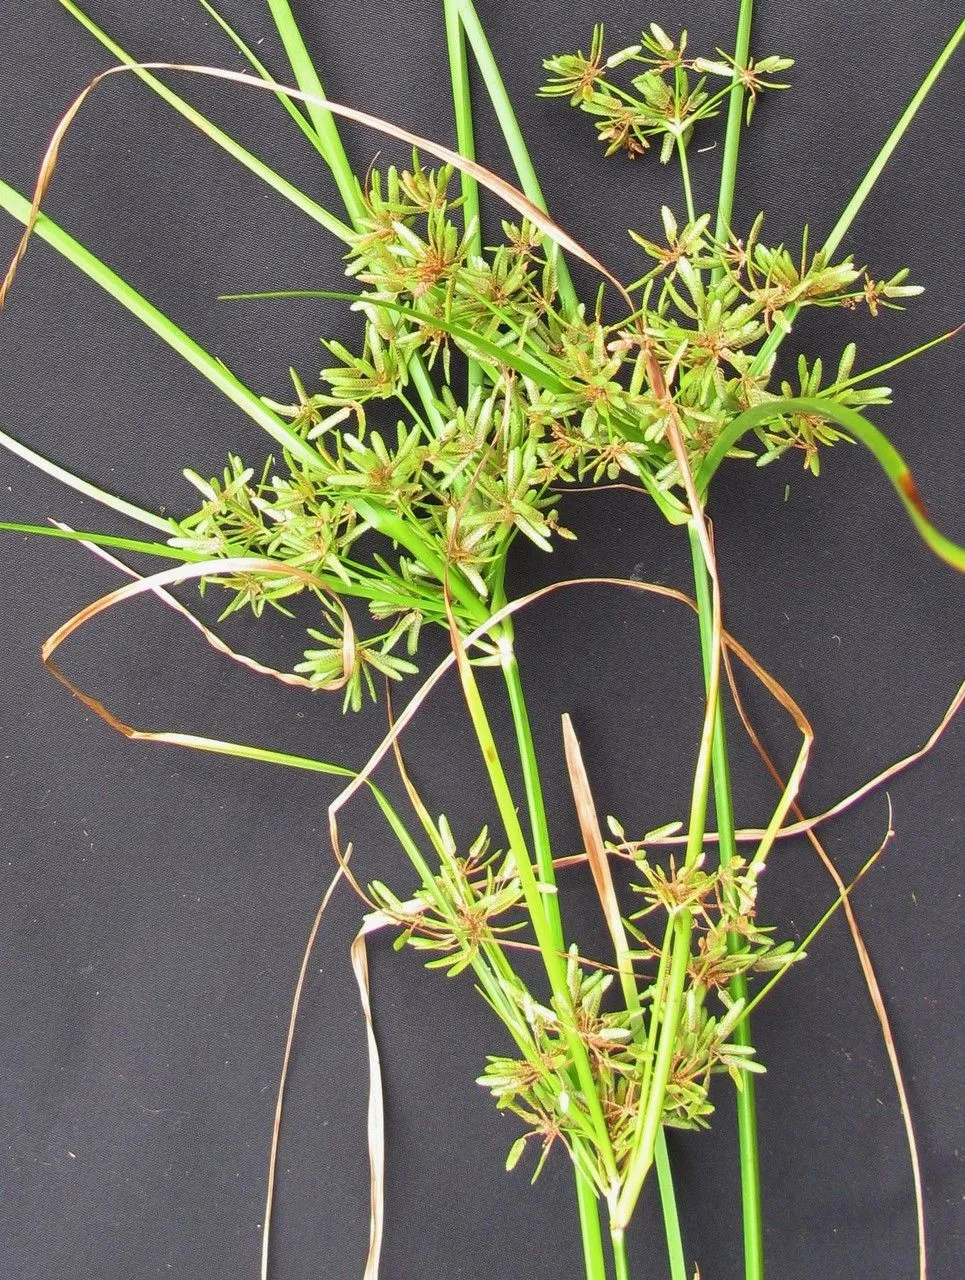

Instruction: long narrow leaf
[822,18,965,260]
[55,0,353,243]
[748,20,964,377]
[0,181,325,470]
[712,0,755,268]
[196,0,325,154]
[454,0,578,315]
[0,423,175,532]
[264,0,366,226]
[697,397,965,570]
[0,521,194,560]
[830,326,962,395]
[221,288,570,393]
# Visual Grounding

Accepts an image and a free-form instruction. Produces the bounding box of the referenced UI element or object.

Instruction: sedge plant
[0,2,962,1278]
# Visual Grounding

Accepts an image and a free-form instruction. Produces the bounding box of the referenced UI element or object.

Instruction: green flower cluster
[171,156,913,709]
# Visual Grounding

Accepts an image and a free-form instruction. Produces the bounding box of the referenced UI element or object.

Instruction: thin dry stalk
[261,865,345,1280]
[630,675,961,847]
[350,913,392,1280]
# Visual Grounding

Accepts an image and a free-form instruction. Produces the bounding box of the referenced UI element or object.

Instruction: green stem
[501,624,685,1276]
[355,729,618,1280]
[674,62,697,225]
[689,525,764,1280]
[617,909,694,1228]
[453,0,579,317]
[552,644,685,1270]
[654,1131,688,1280]
[253,1,453,447]
[499,635,563,950]
[408,357,446,436]
[264,0,367,227]
[633,916,675,1163]
[612,1227,631,1280]
[498,634,615,1280]
[125,0,447,446]
[739,845,885,1026]
[443,0,485,395]
[676,133,696,226]
[453,636,620,1187]
[616,517,719,1229]
[713,0,755,269]
[575,1175,609,1280]
[443,1,483,253]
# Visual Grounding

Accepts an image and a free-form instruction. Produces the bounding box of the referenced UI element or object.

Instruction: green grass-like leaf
[55,0,353,243]
[0,521,198,560]
[698,397,965,570]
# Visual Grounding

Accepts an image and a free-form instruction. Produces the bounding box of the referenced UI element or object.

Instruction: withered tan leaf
[2,61,631,310]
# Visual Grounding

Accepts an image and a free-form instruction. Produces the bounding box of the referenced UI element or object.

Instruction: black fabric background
[0,3,962,1277]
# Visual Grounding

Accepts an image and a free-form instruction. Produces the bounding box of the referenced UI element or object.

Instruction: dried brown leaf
[561,713,628,964]
[2,61,630,310]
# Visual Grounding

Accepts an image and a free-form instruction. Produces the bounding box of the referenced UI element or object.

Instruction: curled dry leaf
[39,556,357,720]
[1,60,630,312]
[50,523,319,690]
